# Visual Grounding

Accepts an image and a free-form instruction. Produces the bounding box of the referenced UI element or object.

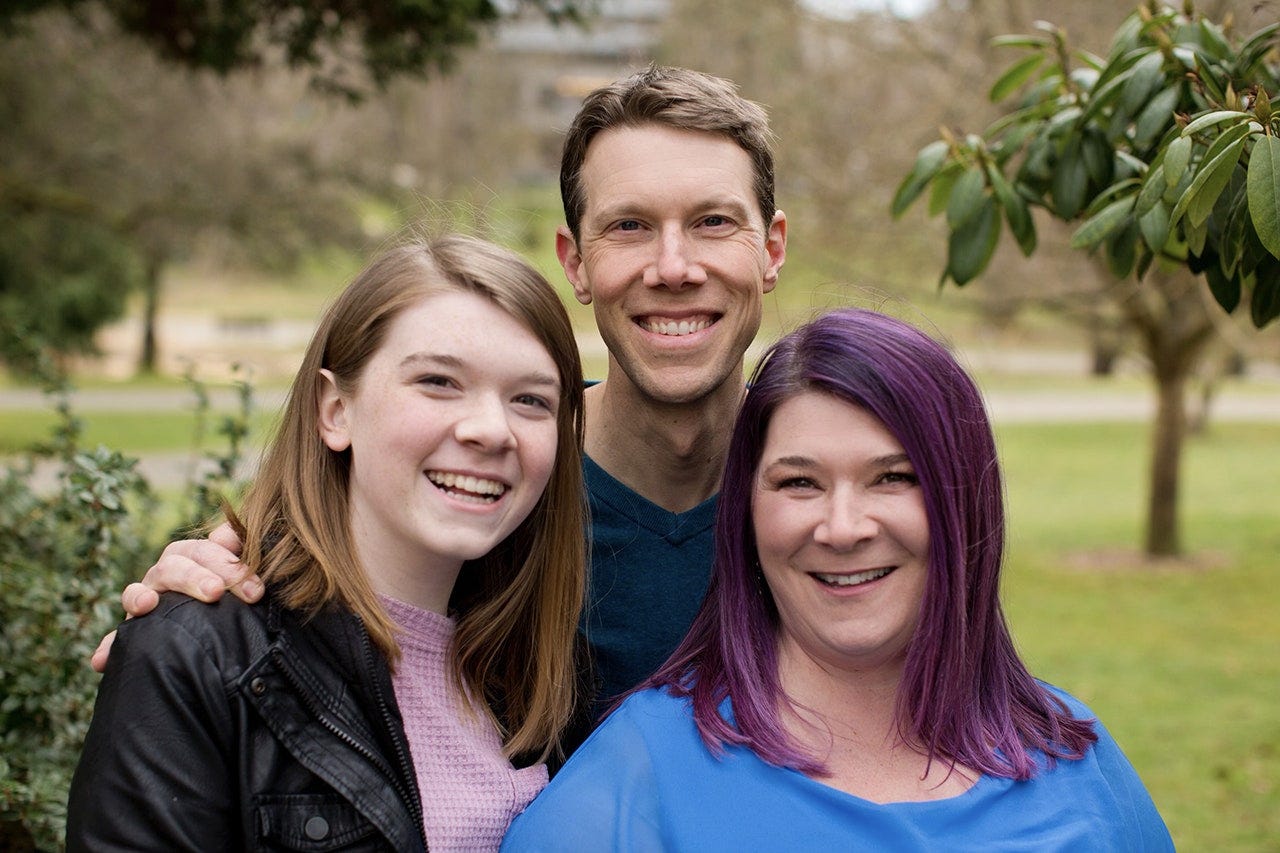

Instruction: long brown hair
[233,232,586,761]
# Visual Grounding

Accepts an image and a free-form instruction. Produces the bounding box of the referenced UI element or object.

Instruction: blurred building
[492,0,670,176]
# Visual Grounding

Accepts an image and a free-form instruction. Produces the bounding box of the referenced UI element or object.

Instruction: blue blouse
[502,686,1173,852]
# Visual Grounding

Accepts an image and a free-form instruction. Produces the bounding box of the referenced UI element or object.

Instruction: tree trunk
[1146,365,1187,556]
[137,254,162,374]
[1123,269,1216,558]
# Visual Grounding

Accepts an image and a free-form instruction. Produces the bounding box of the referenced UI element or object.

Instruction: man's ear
[762,210,787,294]
[317,369,352,452]
[556,225,592,306]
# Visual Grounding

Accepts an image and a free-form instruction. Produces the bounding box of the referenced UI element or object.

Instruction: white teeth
[643,318,712,336]
[814,567,893,587]
[426,472,506,502]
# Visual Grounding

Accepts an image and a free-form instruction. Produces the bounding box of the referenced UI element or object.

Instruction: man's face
[557,124,786,406]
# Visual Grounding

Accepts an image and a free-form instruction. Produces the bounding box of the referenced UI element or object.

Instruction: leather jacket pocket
[255,794,385,851]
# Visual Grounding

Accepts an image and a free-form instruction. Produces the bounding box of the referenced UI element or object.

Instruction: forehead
[763,392,900,453]
[579,124,757,214]
[376,289,553,367]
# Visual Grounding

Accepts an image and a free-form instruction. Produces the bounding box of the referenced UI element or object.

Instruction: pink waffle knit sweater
[382,596,548,852]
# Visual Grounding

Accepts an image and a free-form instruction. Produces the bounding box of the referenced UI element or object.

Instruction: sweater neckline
[380,595,455,652]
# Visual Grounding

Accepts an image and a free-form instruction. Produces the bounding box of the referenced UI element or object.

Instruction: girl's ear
[317,369,352,451]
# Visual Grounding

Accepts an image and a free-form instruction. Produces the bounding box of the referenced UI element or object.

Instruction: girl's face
[319,289,561,611]
[752,391,930,676]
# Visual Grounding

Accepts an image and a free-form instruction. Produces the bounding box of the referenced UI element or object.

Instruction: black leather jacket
[67,592,429,852]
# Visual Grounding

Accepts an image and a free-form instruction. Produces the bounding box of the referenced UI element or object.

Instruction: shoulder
[112,591,272,679]
[594,688,699,743]
[502,690,687,850]
[1036,680,1097,721]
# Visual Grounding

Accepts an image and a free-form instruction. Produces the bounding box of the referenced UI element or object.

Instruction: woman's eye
[879,471,919,486]
[778,476,817,490]
[417,375,453,389]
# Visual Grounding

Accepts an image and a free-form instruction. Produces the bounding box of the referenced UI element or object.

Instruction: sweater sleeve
[66,597,241,852]
[501,697,665,852]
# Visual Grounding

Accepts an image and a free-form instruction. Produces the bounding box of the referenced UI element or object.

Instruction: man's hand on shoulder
[90,521,261,673]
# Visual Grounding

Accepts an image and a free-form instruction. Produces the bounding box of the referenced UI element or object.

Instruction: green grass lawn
[0,408,279,455]
[997,421,1280,850]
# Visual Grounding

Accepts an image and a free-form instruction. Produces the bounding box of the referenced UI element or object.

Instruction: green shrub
[0,376,252,851]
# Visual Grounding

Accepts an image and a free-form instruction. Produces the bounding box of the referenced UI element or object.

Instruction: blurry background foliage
[892,1,1280,558]
[1,0,1278,849]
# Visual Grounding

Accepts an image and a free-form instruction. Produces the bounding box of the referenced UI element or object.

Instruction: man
[95,65,787,715]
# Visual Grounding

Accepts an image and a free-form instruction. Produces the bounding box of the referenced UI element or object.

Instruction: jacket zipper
[360,633,429,849]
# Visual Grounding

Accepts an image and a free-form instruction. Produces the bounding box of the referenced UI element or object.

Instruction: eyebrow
[399,352,561,390]
[591,195,755,224]
[764,453,912,469]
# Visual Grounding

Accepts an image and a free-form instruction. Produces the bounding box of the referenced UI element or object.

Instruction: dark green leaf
[1073,197,1134,248]
[990,35,1052,49]
[1205,265,1241,313]
[1250,255,1280,327]
[1181,110,1250,137]
[1219,183,1250,276]
[927,163,963,216]
[1184,214,1209,256]
[1238,23,1280,72]
[1136,163,1167,215]
[989,54,1046,102]
[891,140,951,217]
[1106,220,1139,278]
[1163,136,1192,187]
[987,164,1035,255]
[946,197,1001,285]
[1196,20,1234,61]
[1185,134,1249,228]
[946,167,988,229]
[1247,135,1280,258]
[1079,63,1137,125]
[1169,124,1251,228]
[1051,138,1089,219]
[1134,85,1181,149]
[1082,129,1113,187]
[1136,246,1154,279]
[1119,51,1163,116]
[1138,202,1171,254]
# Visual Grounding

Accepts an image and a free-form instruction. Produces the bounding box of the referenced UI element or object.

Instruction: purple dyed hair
[643,308,1097,780]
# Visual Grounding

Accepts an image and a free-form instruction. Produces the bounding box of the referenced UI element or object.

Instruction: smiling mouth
[812,567,895,588]
[426,471,507,504]
[638,315,716,337]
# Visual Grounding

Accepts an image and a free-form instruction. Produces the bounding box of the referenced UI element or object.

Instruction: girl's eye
[514,393,553,411]
[879,470,919,486]
[417,375,454,389]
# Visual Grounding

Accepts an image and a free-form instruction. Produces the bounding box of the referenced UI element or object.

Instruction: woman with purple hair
[502,308,1172,850]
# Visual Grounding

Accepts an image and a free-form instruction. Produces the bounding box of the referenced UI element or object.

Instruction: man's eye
[702,215,729,227]
[616,219,642,231]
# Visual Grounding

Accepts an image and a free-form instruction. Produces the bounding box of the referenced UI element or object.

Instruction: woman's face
[319,289,561,604]
[752,391,929,674]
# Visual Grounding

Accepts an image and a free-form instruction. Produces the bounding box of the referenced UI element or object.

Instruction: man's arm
[90,521,262,672]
